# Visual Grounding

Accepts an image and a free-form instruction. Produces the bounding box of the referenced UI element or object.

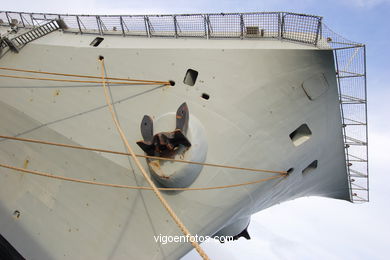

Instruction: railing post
[76,15,82,34]
[5,12,11,25]
[120,16,125,37]
[144,16,151,38]
[280,13,285,40]
[19,13,25,27]
[203,15,207,38]
[240,14,244,39]
[173,15,178,38]
[97,16,103,35]
[277,13,281,40]
[30,13,35,27]
[204,15,210,39]
[314,17,322,46]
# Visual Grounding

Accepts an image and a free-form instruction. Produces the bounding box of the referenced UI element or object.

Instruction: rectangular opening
[246,26,259,35]
[289,123,312,146]
[183,69,198,86]
[90,37,104,47]
[302,160,318,175]
[245,27,264,37]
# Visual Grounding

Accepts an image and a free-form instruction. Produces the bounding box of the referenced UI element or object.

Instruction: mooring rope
[0,162,285,191]
[98,57,209,259]
[0,73,170,85]
[0,135,287,175]
[0,64,289,259]
[0,66,170,84]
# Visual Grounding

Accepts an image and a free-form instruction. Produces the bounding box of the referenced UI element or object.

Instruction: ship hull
[0,31,349,259]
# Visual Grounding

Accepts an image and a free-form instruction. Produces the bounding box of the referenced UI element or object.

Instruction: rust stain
[23,159,29,169]
[149,160,160,169]
[13,210,20,219]
[149,160,170,179]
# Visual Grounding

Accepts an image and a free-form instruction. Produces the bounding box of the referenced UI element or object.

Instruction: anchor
[136,103,191,157]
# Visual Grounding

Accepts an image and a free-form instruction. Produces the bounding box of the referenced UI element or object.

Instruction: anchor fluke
[136,103,191,157]
[176,102,189,134]
[140,115,154,143]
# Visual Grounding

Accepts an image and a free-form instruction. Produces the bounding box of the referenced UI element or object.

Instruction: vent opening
[183,69,198,86]
[90,37,104,47]
[246,26,258,35]
[289,124,312,146]
[302,160,318,175]
[245,26,265,37]
[201,93,210,100]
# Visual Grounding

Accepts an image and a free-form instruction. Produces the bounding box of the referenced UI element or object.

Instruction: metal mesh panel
[282,13,320,44]
[318,24,359,49]
[1,11,323,42]
[45,14,60,20]
[5,12,23,27]
[1,12,57,28]
[320,24,368,203]
[148,15,175,37]
[208,14,241,38]
[0,12,8,25]
[121,16,147,36]
[99,16,122,35]
[20,13,34,27]
[336,48,365,78]
[339,77,366,104]
[338,51,368,203]
[30,13,50,26]
[242,13,280,38]
[176,14,205,37]
[59,15,80,32]
[77,16,99,33]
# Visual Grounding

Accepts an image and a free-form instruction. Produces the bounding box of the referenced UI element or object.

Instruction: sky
[2,0,390,259]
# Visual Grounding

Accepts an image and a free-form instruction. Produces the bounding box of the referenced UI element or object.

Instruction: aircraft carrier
[0,11,368,259]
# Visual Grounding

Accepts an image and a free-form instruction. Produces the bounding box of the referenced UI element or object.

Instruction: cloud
[184,128,389,259]
[340,0,390,8]
[3,0,389,16]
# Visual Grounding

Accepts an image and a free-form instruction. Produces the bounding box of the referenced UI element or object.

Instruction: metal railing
[320,25,369,203]
[0,11,323,44]
[0,10,368,202]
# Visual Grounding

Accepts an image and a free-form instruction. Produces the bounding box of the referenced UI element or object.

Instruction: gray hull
[0,11,367,260]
